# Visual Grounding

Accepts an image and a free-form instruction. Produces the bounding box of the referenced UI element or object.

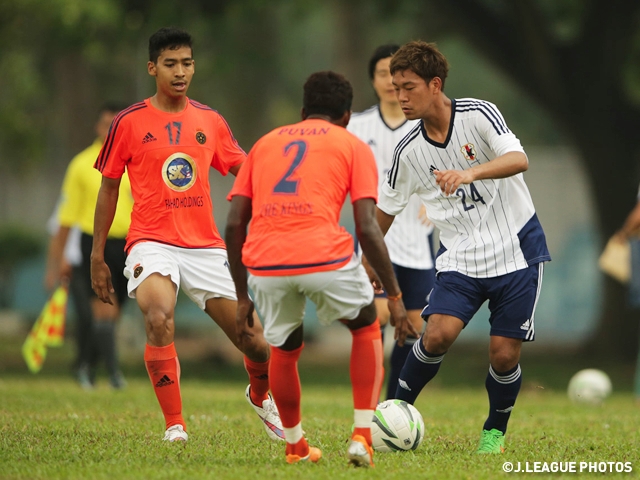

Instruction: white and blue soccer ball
[371,399,424,452]
[567,369,612,405]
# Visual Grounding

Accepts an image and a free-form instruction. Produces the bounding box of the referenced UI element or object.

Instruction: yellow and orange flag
[22,285,68,373]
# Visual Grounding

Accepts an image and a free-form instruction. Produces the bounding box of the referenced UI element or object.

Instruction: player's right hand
[362,255,384,294]
[235,297,255,345]
[91,258,114,304]
[388,298,417,347]
[418,204,432,226]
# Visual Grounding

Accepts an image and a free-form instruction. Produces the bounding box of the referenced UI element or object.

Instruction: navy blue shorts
[421,263,544,341]
[376,263,435,310]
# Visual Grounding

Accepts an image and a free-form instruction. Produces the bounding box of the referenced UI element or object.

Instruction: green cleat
[477,428,505,454]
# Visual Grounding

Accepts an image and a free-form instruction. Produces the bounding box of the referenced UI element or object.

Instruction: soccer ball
[371,399,424,452]
[567,369,612,405]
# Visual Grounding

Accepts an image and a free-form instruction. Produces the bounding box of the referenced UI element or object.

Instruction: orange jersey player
[226,71,417,467]
[90,26,284,444]
[230,119,378,276]
[95,97,244,251]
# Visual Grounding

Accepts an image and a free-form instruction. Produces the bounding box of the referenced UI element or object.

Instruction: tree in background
[1,0,640,360]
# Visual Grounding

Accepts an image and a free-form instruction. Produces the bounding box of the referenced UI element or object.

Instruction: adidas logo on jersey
[367,139,377,146]
[142,132,157,144]
[520,319,531,331]
[429,164,436,175]
[155,375,174,387]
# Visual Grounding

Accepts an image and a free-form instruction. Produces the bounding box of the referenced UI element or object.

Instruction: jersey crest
[162,153,197,192]
[460,143,477,161]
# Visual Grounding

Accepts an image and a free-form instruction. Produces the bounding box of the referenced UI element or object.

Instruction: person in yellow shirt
[45,103,132,389]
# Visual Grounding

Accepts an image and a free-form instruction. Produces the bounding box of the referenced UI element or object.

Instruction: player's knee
[145,308,173,334]
[489,349,519,372]
[345,302,377,330]
[423,328,453,353]
[242,337,270,363]
[423,323,457,354]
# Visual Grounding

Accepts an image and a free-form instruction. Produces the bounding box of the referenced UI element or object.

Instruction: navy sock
[385,337,417,400]
[94,321,119,377]
[394,336,444,404]
[483,364,522,434]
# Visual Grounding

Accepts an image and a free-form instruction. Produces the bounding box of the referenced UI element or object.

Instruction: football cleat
[245,385,285,441]
[163,424,188,442]
[347,434,374,467]
[477,428,505,454]
[286,446,322,464]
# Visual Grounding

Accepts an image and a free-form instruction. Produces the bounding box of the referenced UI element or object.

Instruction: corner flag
[22,285,68,373]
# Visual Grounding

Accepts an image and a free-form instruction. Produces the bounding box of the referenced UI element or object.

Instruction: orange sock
[353,427,372,444]
[244,356,270,405]
[144,343,185,430]
[350,320,384,445]
[268,344,303,427]
[286,437,309,457]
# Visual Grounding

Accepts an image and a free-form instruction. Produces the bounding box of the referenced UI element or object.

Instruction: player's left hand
[235,297,255,345]
[59,259,72,285]
[433,169,474,196]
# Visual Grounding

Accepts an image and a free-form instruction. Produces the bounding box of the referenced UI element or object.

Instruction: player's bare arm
[354,199,417,345]
[615,201,640,241]
[44,225,71,291]
[434,151,528,196]
[362,207,396,292]
[90,176,121,305]
[224,194,256,344]
[229,163,243,177]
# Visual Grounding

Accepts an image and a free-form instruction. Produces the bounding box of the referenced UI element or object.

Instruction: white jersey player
[348,44,436,401]
[376,41,550,454]
[381,97,549,278]
[349,106,433,270]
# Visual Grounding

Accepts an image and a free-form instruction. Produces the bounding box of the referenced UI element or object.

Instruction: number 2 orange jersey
[228,118,378,276]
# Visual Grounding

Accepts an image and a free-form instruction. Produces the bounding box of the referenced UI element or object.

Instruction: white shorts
[248,255,374,346]
[124,242,237,309]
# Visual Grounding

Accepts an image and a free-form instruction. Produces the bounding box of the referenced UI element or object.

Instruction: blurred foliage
[0,0,595,173]
[0,225,43,307]
[0,225,42,269]
[2,0,640,357]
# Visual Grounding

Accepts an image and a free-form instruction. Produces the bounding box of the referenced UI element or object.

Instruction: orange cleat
[347,434,374,467]
[286,446,322,464]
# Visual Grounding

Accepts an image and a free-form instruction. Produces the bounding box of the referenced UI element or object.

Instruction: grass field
[2,348,640,480]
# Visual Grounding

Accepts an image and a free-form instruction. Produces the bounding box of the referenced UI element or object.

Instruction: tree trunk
[586,278,640,362]
[576,138,640,362]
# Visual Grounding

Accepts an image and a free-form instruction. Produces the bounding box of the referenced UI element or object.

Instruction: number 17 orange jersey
[95,98,246,253]
[228,118,378,276]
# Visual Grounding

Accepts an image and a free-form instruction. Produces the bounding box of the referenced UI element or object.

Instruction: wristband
[387,292,403,301]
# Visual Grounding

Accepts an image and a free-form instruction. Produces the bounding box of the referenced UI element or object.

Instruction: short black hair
[390,41,449,90]
[148,27,193,63]
[303,71,353,120]
[368,44,400,79]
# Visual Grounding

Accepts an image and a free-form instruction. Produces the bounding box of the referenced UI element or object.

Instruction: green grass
[2,330,640,478]
[2,372,640,479]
